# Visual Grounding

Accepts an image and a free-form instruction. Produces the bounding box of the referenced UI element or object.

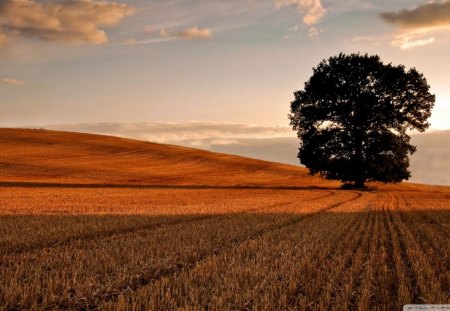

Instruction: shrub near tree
[289,53,435,188]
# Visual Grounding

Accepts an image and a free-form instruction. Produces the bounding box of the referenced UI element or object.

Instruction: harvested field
[0,129,449,310]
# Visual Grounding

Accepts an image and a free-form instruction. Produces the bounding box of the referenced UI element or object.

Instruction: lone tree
[289,53,435,188]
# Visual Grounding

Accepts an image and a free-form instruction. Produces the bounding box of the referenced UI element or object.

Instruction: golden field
[0,128,449,310]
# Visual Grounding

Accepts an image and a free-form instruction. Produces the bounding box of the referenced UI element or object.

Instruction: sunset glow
[1,0,449,127]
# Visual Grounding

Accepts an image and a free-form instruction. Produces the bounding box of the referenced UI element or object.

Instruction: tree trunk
[353,130,365,189]
[354,178,365,189]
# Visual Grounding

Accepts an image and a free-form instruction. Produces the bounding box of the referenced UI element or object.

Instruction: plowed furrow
[347,207,376,309]
[389,201,422,303]
[372,195,399,309]
[285,204,366,308]
[331,204,375,310]
[385,198,415,307]
[402,195,450,235]
[88,192,362,310]
[394,194,449,301]
[1,191,336,258]
[1,192,356,311]
[100,193,364,311]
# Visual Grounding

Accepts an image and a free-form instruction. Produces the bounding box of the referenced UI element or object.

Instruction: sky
[1,0,450,184]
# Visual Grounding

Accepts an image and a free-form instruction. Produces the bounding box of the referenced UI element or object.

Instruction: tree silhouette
[289,53,435,188]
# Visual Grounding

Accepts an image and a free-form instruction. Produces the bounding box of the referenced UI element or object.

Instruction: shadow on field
[0,181,333,191]
[0,210,450,310]
[1,209,449,257]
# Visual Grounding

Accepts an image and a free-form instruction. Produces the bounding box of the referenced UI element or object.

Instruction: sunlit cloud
[0,32,8,46]
[0,0,135,45]
[276,0,326,26]
[159,29,171,38]
[123,38,138,45]
[45,121,294,148]
[380,1,450,49]
[391,33,435,50]
[307,26,323,38]
[0,78,24,86]
[121,37,177,46]
[178,26,213,39]
[160,26,213,40]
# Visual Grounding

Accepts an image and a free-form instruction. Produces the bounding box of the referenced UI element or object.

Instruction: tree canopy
[289,53,435,188]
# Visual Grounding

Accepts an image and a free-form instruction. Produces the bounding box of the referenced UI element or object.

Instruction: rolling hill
[0,128,337,188]
[1,128,446,193]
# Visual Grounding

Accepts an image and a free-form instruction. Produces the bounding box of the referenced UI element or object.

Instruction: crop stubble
[0,186,449,310]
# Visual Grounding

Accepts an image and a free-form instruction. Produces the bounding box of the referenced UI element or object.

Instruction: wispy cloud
[0,78,24,86]
[45,121,294,148]
[0,0,135,45]
[123,38,138,45]
[160,26,213,40]
[178,26,213,39]
[276,0,326,36]
[380,1,450,49]
[307,26,323,38]
[276,0,326,26]
[122,1,275,45]
[118,25,213,46]
[391,33,435,50]
[127,37,177,46]
[0,32,8,45]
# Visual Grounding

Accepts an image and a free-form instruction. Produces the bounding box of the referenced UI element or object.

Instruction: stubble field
[0,129,449,310]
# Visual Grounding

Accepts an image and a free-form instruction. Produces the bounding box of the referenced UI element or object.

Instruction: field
[1,129,449,310]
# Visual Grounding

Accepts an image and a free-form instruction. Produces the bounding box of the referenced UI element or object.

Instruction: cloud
[0,32,8,45]
[391,33,435,49]
[307,26,323,38]
[0,0,135,45]
[380,1,450,49]
[0,78,24,86]
[410,130,450,186]
[45,121,294,148]
[123,37,177,46]
[212,137,299,165]
[123,38,137,45]
[351,31,436,50]
[159,29,172,38]
[380,1,450,30]
[276,0,326,26]
[178,26,213,39]
[160,26,213,40]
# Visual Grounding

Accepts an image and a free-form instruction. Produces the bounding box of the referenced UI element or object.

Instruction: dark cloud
[380,1,450,29]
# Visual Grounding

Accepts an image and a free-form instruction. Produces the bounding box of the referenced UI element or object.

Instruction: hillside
[1,128,448,194]
[0,128,338,188]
